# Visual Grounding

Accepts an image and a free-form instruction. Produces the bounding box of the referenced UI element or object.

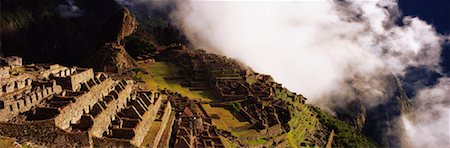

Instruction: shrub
[123,33,156,57]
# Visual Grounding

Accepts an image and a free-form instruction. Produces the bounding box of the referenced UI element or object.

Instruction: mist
[117,0,449,147]
[169,0,449,147]
[171,0,444,104]
[402,77,450,147]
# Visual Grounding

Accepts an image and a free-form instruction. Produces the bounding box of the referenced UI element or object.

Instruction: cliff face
[362,75,412,147]
[336,75,412,147]
[116,8,137,41]
[86,7,137,72]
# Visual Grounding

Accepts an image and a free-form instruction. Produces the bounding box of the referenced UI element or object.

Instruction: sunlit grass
[286,105,320,147]
[139,61,212,102]
[202,104,249,132]
[247,138,268,145]
[220,136,239,148]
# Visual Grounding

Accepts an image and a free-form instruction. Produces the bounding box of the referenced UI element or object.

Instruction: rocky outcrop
[88,43,135,73]
[86,7,137,72]
[362,75,412,147]
[336,100,366,132]
[100,7,138,44]
[116,8,137,41]
[333,74,412,147]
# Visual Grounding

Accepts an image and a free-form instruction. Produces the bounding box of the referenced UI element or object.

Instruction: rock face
[336,100,366,131]
[362,76,412,147]
[85,7,137,72]
[88,43,135,73]
[116,8,137,41]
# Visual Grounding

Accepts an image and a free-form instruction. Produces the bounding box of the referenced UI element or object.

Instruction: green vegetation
[136,57,374,148]
[231,102,242,112]
[123,33,156,57]
[139,61,213,102]
[131,67,145,81]
[246,75,257,84]
[131,67,145,73]
[132,74,143,82]
[201,104,249,131]
[286,105,320,147]
[220,136,239,148]
[247,138,268,145]
[311,106,377,148]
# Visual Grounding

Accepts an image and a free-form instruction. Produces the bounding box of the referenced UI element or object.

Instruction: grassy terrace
[138,61,213,102]
[275,87,322,147]
[201,104,249,131]
[220,136,239,148]
[138,61,249,142]
[137,60,335,147]
[286,105,320,147]
[136,58,375,147]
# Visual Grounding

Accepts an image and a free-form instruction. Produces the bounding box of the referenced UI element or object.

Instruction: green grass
[202,104,249,131]
[139,61,373,148]
[246,75,257,84]
[247,138,268,145]
[139,61,213,102]
[220,136,239,148]
[139,61,249,133]
[139,61,250,146]
[311,106,377,148]
[286,105,320,148]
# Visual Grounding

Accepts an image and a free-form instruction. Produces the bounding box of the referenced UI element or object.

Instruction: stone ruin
[164,90,225,148]
[0,56,232,147]
[155,48,315,138]
[0,56,175,147]
[0,56,22,67]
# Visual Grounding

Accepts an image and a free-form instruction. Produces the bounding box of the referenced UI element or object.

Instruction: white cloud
[171,1,443,103]
[169,0,449,146]
[403,77,450,148]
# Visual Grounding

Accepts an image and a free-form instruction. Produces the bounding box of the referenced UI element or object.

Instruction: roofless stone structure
[1,51,313,147]
[0,57,178,147]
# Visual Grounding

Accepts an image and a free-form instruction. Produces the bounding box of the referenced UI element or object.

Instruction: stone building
[0,57,176,147]
[0,56,22,67]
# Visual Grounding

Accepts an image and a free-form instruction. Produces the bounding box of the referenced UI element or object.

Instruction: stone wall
[93,137,136,148]
[0,81,62,122]
[54,77,113,130]
[157,111,176,148]
[0,61,183,147]
[0,119,89,147]
[0,74,32,96]
[89,80,133,137]
[93,90,162,147]
[3,56,22,66]
[150,101,172,148]
[130,92,163,146]
[0,68,9,79]
[53,68,94,91]
[38,64,68,79]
